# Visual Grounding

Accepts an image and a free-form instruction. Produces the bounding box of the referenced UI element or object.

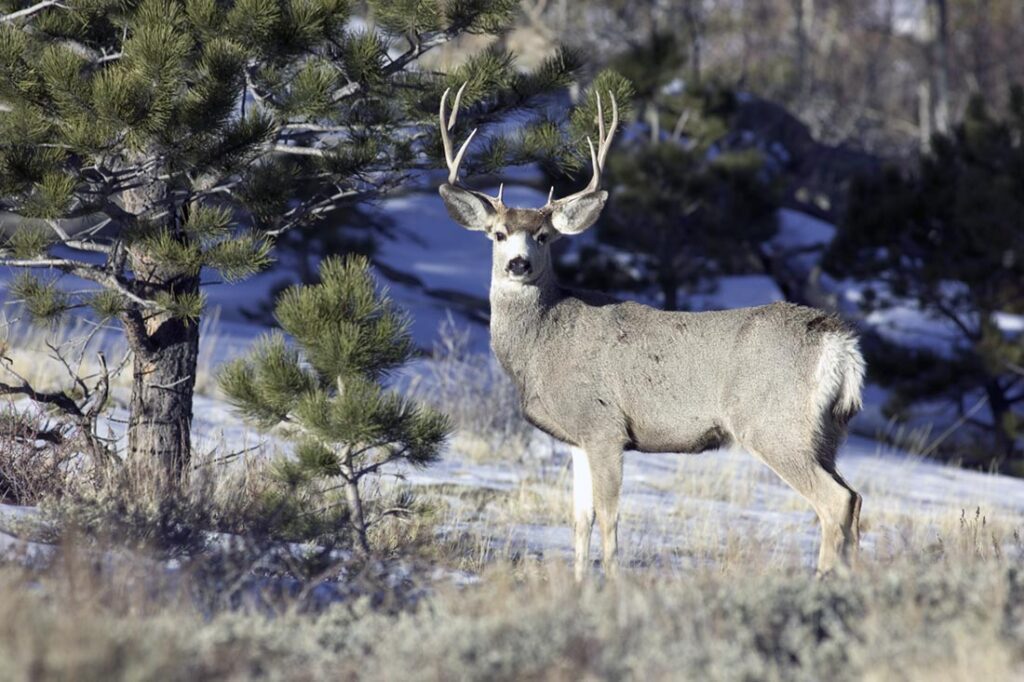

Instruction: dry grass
[410,320,537,463]
[1,528,1024,681]
[0,306,230,400]
[0,403,93,505]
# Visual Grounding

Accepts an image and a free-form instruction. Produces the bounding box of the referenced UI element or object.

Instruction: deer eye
[494,231,507,242]
[535,233,548,245]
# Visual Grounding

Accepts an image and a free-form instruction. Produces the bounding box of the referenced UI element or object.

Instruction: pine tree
[825,89,1024,467]
[219,255,449,551]
[0,0,580,486]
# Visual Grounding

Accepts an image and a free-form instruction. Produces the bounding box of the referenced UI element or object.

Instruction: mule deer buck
[436,85,864,579]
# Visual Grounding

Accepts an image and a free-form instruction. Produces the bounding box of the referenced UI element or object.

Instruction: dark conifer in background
[825,89,1024,467]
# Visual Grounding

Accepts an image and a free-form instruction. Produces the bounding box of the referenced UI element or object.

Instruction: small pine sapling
[219,255,450,551]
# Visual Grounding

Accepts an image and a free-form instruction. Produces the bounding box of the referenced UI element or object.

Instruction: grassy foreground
[0,546,1022,682]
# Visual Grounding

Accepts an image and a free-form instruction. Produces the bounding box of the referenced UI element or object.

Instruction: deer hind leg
[571,448,596,581]
[747,440,861,575]
[585,444,624,578]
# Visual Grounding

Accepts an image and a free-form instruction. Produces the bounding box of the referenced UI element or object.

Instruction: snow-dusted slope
[172,394,1024,570]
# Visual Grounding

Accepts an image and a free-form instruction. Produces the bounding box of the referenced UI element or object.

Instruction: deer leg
[587,444,624,577]
[810,471,861,575]
[571,448,595,581]
[750,447,860,575]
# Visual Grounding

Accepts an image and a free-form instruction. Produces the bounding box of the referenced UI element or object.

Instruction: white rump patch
[813,332,865,418]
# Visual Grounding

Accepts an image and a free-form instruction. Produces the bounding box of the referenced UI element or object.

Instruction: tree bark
[681,0,703,85]
[928,0,951,137]
[117,156,199,489]
[791,0,813,96]
[122,285,199,489]
[343,474,370,552]
[985,380,1017,462]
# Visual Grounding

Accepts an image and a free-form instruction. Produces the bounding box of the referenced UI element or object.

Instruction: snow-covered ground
[58,390,1024,571]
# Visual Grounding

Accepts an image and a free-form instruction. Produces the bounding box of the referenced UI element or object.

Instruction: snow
[772,208,836,251]
[994,311,1024,335]
[391,425,1024,570]
[6,378,1024,573]
[687,275,783,310]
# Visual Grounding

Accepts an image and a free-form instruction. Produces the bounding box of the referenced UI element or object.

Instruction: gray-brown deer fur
[437,86,864,579]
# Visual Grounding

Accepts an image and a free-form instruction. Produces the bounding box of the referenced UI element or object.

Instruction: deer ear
[439,184,495,232]
[549,190,608,235]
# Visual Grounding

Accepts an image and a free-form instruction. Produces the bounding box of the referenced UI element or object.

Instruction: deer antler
[439,83,505,209]
[545,90,618,209]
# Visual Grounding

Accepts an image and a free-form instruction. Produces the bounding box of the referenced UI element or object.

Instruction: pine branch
[354,448,408,479]
[44,220,112,255]
[264,185,381,237]
[330,31,453,105]
[0,256,157,308]
[930,297,980,342]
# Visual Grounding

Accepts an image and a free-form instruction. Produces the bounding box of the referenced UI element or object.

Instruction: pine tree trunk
[985,381,1017,462]
[124,305,199,488]
[792,0,810,96]
[116,155,199,489]
[928,0,951,136]
[344,475,370,552]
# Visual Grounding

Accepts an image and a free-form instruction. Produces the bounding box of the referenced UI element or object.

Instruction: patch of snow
[771,208,835,251]
[994,312,1024,335]
[688,275,783,311]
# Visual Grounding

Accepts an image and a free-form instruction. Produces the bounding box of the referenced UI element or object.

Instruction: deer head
[438,83,618,287]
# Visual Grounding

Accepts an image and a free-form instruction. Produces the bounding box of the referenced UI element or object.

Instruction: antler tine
[448,129,477,185]
[438,82,504,207]
[439,82,478,186]
[584,136,599,192]
[448,81,468,131]
[439,88,455,174]
[547,90,619,208]
[597,91,618,169]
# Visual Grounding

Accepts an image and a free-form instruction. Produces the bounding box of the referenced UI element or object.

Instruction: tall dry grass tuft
[0,304,233,399]
[411,318,536,462]
[0,402,94,505]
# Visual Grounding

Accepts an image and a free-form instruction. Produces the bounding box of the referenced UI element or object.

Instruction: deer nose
[507,257,531,277]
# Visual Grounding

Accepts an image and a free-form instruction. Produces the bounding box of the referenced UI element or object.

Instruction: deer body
[492,288,857,456]
[437,86,863,579]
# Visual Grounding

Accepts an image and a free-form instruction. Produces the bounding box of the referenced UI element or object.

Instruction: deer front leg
[571,448,595,581]
[588,444,624,578]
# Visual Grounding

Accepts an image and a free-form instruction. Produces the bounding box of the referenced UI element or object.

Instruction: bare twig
[272,143,327,157]
[0,0,66,23]
[0,354,83,417]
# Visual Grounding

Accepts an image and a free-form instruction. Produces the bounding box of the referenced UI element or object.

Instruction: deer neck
[488,271,563,386]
